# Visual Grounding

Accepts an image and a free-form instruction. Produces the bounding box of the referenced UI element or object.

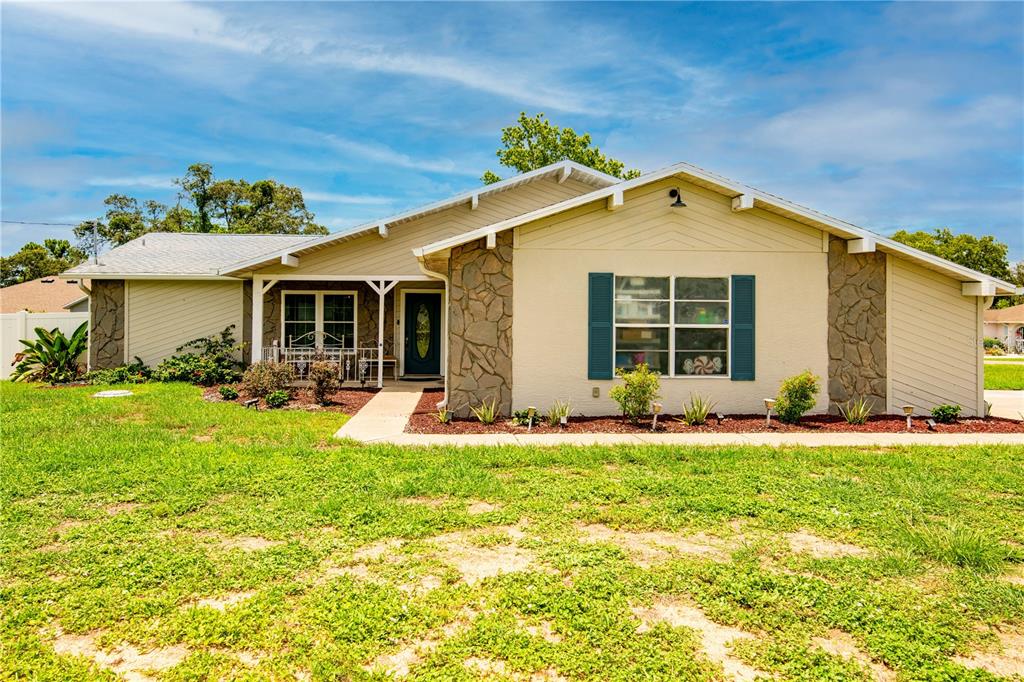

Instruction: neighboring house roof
[218,160,619,275]
[413,161,1020,296]
[63,232,317,278]
[0,277,89,313]
[985,303,1024,323]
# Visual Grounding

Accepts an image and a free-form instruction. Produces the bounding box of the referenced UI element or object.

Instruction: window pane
[324,294,354,322]
[615,276,669,300]
[675,302,729,325]
[675,328,728,351]
[323,322,354,348]
[615,301,669,324]
[285,321,315,346]
[616,327,669,351]
[284,294,315,322]
[676,351,728,376]
[675,277,728,300]
[616,351,669,375]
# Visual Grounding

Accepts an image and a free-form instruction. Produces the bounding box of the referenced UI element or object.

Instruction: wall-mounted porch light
[669,188,686,208]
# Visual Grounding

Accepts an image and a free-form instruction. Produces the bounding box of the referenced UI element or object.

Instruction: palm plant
[11,322,89,384]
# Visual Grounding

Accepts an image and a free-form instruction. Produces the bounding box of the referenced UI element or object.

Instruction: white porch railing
[262,344,384,384]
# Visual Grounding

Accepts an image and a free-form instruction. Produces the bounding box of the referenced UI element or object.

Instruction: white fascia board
[280,254,299,267]
[962,281,997,297]
[62,273,242,281]
[847,237,876,254]
[731,194,754,211]
[412,160,1018,295]
[606,189,624,211]
[219,160,619,275]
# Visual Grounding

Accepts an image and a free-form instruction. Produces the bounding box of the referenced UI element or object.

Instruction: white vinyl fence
[0,311,89,379]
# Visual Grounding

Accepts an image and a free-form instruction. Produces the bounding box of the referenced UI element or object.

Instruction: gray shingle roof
[63,232,318,277]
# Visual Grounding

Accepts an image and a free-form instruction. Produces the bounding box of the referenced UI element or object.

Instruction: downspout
[417,256,450,409]
[78,279,92,371]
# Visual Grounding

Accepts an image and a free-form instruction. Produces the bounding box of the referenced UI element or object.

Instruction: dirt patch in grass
[631,596,764,681]
[785,530,869,559]
[204,385,379,413]
[51,625,189,680]
[463,657,568,681]
[103,502,141,516]
[428,523,541,585]
[363,606,478,677]
[407,389,1024,433]
[813,629,895,681]
[517,616,563,644]
[401,496,448,508]
[953,628,1024,677]
[576,522,732,567]
[218,536,283,552]
[352,538,404,562]
[191,591,256,611]
[467,500,500,514]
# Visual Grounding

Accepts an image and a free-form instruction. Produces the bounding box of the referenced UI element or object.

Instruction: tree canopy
[0,239,87,288]
[891,228,1011,280]
[72,163,328,250]
[482,112,641,184]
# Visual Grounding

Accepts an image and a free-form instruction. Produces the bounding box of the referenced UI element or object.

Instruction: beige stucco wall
[126,280,244,366]
[254,176,597,278]
[512,178,831,416]
[888,256,983,416]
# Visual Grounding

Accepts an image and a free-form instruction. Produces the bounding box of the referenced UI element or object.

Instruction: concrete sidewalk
[334,386,425,441]
[986,390,1024,420]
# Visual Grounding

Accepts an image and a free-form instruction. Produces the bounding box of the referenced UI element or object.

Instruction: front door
[404,293,441,375]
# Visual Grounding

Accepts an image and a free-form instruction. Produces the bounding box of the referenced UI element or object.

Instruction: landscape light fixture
[926,419,937,432]
[651,402,663,431]
[669,188,686,208]
[715,412,725,425]
[764,398,776,426]
[527,406,537,431]
[901,405,914,431]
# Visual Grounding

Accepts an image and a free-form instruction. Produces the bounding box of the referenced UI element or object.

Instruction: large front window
[282,292,355,349]
[614,276,729,377]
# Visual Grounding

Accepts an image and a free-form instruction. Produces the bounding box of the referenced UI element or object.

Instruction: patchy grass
[2,382,1023,680]
[985,362,1024,389]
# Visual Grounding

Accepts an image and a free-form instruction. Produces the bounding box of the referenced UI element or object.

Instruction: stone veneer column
[89,279,125,369]
[827,235,886,413]
[448,232,513,416]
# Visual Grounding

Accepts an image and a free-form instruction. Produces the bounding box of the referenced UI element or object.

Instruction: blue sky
[2,1,1022,260]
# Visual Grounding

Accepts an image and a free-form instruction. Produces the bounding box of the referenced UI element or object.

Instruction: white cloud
[87,175,177,190]
[303,191,392,205]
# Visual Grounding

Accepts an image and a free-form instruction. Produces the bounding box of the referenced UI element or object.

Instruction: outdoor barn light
[651,402,663,431]
[669,188,686,208]
[764,398,776,426]
[901,405,914,431]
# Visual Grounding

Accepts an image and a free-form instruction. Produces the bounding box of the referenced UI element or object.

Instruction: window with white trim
[614,276,729,376]
[282,292,356,349]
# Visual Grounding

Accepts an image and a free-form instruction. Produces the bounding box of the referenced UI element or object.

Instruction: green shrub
[511,408,535,426]
[931,404,961,423]
[152,326,242,386]
[242,361,296,398]
[774,371,820,424]
[218,385,239,401]
[265,389,290,409]
[10,322,88,384]
[85,357,151,385]
[983,337,1006,350]
[839,396,873,425]
[470,397,498,425]
[677,393,716,426]
[547,400,572,426]
[985,345,1005,356]
[307,360,340,406]
[609,363,661,423]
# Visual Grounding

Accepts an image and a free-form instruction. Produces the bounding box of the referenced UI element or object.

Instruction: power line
[2,220,80,226]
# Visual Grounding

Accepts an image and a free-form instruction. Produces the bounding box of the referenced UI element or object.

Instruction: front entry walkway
[334,383,430,442]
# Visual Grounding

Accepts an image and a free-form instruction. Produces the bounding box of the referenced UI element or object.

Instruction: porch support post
[252,276,263,363]
[367,279,399,388]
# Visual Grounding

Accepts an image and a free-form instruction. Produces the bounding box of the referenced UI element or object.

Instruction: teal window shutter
[731,275,755,380]
[588,273,614,379]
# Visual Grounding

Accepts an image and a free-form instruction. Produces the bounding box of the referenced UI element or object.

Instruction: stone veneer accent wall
[89,279,125,369]
[261,281,394,354]
[448,232,513,416]
[827,235,886,413]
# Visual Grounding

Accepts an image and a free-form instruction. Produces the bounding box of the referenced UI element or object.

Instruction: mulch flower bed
[204,385,379,413]
[406,389,1024,434]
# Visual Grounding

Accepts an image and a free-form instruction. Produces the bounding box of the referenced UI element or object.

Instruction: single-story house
[984,303,1024,353]
[0,277,90,313]
[63,160,1020,417]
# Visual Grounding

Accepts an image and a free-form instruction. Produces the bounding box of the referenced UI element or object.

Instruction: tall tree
[0,239,87,287]
[891,228,1012,280]
[482,112,641,184]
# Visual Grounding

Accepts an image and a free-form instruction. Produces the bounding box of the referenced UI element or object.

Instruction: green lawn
[2,382,1023,681]
[985,362,1024,390]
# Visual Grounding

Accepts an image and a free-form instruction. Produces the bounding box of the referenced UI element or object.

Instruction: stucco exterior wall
[89,279,125,369]
[125,280,243,366]
[512,179,830,416]
[827,235,886,414]
[448,233,514,416]
[888,256,983,416]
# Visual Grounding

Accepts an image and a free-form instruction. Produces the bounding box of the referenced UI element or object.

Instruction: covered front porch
[250,275,446,388]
